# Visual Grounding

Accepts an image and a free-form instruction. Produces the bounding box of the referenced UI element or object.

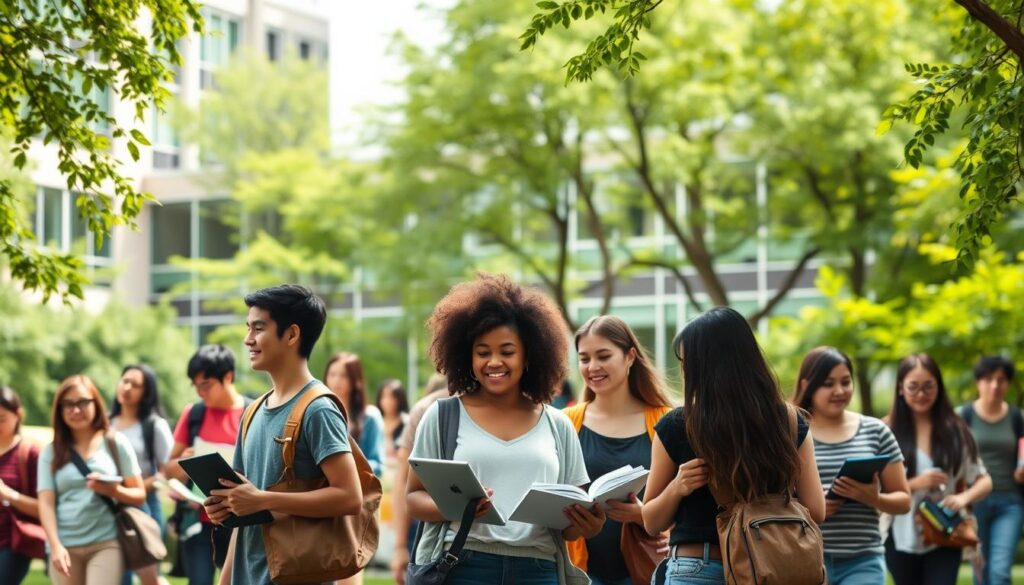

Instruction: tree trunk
[855,356,875,417]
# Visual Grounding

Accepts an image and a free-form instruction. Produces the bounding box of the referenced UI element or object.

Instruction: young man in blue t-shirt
[204,284,362,585]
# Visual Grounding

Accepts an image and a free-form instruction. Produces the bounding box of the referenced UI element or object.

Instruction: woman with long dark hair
[376,379,409,463]
[110,364,173,585]
[563,315,673,585]
[643,307,825,585]
[325,353,385,476]
[884,353,990,585]
[324,352,385,585]
[407,274,601,584]
[0,386,41,585]
[792,347,911,585]
[37,375,146,585]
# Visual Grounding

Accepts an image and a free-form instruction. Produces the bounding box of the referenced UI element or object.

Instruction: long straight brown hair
[575,315,673,408]
[675,307,799,501]
[324,352,368,441]
[51,375,109,472]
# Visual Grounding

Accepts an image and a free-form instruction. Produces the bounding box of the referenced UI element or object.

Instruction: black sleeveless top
[654,407,809,546]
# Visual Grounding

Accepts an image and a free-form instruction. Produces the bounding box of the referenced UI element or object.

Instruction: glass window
[152,106,179,148]
[41,187,63,247]
[266,29,280,62]
[199,200,239,259]
[299,40,311,60]
[152,202,192,264]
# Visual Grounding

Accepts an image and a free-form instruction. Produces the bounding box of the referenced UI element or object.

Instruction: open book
[509,465,650,530]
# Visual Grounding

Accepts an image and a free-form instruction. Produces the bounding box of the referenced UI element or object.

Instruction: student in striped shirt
[792,347,911,585]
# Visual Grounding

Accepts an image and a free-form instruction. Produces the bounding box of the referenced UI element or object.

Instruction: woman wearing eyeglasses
[791,347,911,585]
[884,353,991,585]
[958,356,1024,585]
[37,375,146,585]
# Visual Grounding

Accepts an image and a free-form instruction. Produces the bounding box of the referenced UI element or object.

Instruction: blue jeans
[446,550,558,585]
[0,547,32,585]
[122,489,165,585]
[974,490,1024,585]
[658,545,725,585]
[181,523,216,585]
[824,553,885,585]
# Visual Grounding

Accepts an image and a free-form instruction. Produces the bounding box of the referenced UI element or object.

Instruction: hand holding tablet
[826,455,892,500]
[178,453,274,528]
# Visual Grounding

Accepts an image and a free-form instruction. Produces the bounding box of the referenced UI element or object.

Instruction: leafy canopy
[0,0,201,301]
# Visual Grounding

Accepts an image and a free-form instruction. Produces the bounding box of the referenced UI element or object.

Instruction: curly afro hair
[427,273,569,403]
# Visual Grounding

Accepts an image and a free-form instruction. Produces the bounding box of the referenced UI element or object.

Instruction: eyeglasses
[60,398,96,413]
[903,383,937,397]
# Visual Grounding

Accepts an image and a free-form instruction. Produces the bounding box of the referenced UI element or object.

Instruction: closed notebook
[509,465,649,530]
[918,500,962,535]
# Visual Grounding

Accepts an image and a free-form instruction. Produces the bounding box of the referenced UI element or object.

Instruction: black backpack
[959,403,1024,498]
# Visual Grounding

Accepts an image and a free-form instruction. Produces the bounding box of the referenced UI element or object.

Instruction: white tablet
[408,457,506,526]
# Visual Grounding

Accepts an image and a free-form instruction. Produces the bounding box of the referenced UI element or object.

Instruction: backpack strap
[240,391,272,446]
[959,404,975,427]
[436,397,461,460]
[562,402,587,433]
[276,381,325,479]
[645,405,673,441]
[1010,406,1024,439]
[186,401,207,447]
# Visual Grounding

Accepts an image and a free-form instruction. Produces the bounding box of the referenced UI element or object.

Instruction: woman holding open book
[884,353,990,585]
[562,315,673,585]
[407,274,602,585]
[643,307,826,585]
[793,346,911,585]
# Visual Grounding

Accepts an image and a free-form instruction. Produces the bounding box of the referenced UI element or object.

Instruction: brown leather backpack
[241,384,382,584]
[710,406,826,585]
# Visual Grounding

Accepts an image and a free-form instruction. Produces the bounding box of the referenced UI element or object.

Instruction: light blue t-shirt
[359,405,386,476]
[37,433,142,547]
[231,384,352,585]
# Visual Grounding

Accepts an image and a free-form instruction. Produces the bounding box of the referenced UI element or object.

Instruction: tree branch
[745,246,822,326]
[628,256,705,313]
[955,0,1024,61]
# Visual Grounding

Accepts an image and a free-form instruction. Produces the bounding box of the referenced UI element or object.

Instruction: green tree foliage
[0,0,201,301]
[523,0,1024,266]
[766,245,1024,411]
[382,0,948,339]
[0,282,195,425]
[881,1,1024,267]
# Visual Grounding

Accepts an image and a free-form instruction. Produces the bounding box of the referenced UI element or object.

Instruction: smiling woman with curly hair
[406,273,603,585]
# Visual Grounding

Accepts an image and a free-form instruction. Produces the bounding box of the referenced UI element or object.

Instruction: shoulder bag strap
[142,415,157,474]
[68,447,120,515]
[16,441,29,494]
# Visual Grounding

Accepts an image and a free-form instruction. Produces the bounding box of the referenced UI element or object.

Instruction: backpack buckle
[441,552,459,568]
